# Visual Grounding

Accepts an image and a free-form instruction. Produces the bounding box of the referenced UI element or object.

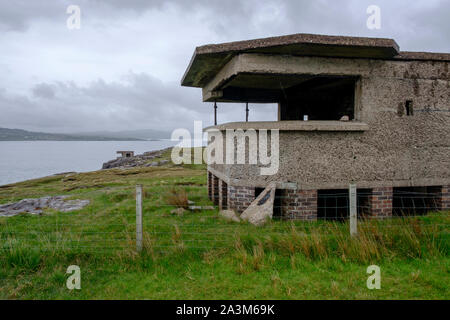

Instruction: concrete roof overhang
[199,53,361,102]
[181,33,400,89]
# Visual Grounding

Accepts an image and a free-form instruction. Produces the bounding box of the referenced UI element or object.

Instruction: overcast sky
[0,0,448,133]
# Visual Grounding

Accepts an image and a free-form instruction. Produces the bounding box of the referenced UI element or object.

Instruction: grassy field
[0,149,448,299]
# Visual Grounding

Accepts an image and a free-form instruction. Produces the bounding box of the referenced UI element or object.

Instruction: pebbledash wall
[205,55,450,219]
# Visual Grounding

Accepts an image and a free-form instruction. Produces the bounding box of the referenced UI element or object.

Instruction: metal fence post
[136,184,143,252]
[349,184,357,237]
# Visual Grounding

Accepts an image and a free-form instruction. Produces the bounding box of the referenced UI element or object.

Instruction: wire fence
[0,184,449,255]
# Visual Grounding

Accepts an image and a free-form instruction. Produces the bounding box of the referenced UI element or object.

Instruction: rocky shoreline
[102,147,172,169]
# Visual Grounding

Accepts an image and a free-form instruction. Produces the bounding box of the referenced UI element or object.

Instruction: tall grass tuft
[244,214,448,264]
[163,187,189,208]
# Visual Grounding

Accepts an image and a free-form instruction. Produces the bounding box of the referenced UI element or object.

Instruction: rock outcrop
[240,182,276,226]
[0,196,90,217]
[102,147,172,169]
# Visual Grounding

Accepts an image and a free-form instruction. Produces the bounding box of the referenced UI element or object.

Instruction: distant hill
[73,129,171,140]
[0,127,144,141]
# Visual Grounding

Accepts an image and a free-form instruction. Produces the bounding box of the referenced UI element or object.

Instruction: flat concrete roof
[181,33,450,88]
[182,33,400,87]
[204,120,369,132]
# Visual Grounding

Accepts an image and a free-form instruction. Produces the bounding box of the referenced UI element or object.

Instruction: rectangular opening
[393,186,439,216]
[405,100,414,116]
[318,188,372,221]
[279,76,357,121]
[318,189,349,221]
[255,187,283,218]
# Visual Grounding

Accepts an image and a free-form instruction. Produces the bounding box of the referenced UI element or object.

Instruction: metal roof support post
[246,102,249,122]
[214,101,217,126]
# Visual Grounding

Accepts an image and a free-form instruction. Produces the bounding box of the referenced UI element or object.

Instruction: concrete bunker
[117,151,134,158]
[186,33,450,220]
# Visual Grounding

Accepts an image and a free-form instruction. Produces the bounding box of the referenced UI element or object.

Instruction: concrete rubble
[240,182,276,226]
[219,209,241,222]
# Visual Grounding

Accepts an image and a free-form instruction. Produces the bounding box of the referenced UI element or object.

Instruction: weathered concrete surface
[0,196,90,217]
[201,53,450,102]
[205,120,368,132]
[219,209,241,222]
[184,34,449,219]
[182,33,402,87]
[240,182,276,226]
[206,54,450,191]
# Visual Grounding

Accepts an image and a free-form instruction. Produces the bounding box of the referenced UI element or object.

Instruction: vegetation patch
[0,159,448,299]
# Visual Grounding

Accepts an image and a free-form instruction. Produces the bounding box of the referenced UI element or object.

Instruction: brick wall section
[228,186,255,213]
[211,175,219,206]
[218,179,228,210]
[430,185,450,210]
[369,187,393,217]
[441,185,450,210]
[207,171,212,201]
[281,189,317,220]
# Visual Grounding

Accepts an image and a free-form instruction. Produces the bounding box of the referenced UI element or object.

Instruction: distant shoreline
[0,127,170,141]
[0,139,149,141]
[0,140,176,186]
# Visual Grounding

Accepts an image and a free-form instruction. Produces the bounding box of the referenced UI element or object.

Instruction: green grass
[0,154,449,299]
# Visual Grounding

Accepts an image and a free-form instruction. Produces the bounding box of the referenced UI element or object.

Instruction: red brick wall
[211,175,219,206]
[369,187,393,217]
[207,171,212,201]
[281,189,317,220]
[218,179,228,210]
[432,185,450,210]
[441,185,450,210]
[228,186,255,213]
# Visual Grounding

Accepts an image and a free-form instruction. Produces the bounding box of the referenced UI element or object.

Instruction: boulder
[240,182,276,226]
[219,209,240,222]
[170,208,186,216]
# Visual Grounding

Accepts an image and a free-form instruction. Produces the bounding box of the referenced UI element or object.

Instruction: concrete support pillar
[368,187,393,217]
[211,175,219,206]
[207,171,212,201]
[218,179,228,210]
[282,189,317,220]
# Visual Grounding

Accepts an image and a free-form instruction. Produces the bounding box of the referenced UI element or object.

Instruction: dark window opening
[279,76,357,121]
[318,188,371,221]
[255,187,283,218]
[405,100,414,116]
[222,181,228,210]
[393,186,439,216]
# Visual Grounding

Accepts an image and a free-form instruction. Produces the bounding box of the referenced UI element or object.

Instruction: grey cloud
[32,83,55,99]
[0,0,66,32]
[0,0,448,134]
[1,72,266,133]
